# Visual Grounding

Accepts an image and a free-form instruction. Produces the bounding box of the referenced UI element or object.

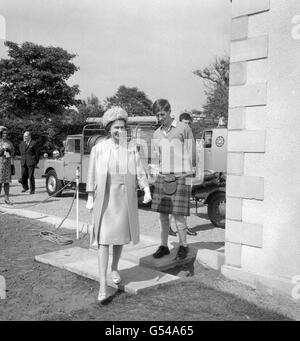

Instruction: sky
[0,0,231,115]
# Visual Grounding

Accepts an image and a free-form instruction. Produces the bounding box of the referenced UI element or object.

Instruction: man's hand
[86,193,94,212]
[143,186,152,204]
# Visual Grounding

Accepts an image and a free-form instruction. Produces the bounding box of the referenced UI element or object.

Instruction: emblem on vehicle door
[215,136,225,147]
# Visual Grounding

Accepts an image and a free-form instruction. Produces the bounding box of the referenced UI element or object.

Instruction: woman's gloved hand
[86,193,94,212]
[143,186,152,204]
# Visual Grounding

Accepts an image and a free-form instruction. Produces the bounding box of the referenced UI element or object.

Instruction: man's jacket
[19,140,39,166]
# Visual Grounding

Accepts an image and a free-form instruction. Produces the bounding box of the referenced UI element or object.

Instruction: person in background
[151,99,196,261]
[19,131,39,194]
[0,126,15,205]
[86,107,152,303]
[179,112,193,127]
[178,112,198,236]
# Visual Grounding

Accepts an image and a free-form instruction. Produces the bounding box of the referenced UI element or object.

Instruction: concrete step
[90,239,198,272]
[196,248,225,270]
[139,246,198,272]
[35,247,181,294]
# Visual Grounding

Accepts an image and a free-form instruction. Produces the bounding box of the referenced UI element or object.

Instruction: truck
[190,127,227,228]
[42,117,227,228]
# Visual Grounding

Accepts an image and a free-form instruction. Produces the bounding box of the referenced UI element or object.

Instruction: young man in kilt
[151,99,196,260]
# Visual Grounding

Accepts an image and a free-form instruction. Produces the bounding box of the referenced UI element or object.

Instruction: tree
[193,56,229,123]
[76,94,104,122]
[105,85,153,116]
[0,41,80,120]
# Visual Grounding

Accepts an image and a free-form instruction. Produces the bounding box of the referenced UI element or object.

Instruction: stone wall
[222,0,300,299]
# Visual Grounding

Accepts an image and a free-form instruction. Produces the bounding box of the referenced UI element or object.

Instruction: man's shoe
[186,228,197,236]
[30,191,35,195]
[175,245,189,260]
[4,199,13,206]
[153,245,170,259]
[21,189,28,193]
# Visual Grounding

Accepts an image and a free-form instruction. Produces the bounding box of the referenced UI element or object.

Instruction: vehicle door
[203,130,213,172]
[63,137,82,181]
[211,129,227,172]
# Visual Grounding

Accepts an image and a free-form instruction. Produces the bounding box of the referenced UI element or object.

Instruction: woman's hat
[102,107,128,128]
[0,126,7,132]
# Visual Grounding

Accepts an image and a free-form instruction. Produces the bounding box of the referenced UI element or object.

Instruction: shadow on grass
[98,289,124,306]
[135,279,293,321]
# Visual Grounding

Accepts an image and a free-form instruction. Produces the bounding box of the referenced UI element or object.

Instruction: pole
[76,167,80,240]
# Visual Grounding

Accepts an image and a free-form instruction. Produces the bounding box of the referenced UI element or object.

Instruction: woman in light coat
[0,126,15,205]
[86,107,152,302]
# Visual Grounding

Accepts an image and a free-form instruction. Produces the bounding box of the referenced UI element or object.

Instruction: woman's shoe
[97,292,109,303]
[111,270,121,284]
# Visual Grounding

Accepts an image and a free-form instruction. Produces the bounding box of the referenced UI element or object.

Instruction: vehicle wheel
[207,192,226,228]
[46,170,64,197]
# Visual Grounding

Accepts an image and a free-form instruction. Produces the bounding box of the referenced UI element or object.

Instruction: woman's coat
[86,138,148,245]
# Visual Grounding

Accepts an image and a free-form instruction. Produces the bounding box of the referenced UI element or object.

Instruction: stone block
[231,36,268,63]
[227,152,244,175]
[226,197,243,221]
[226,220,263,248]
[232,0,270,18]
[228,107,246,130]
[229,83,267,107]
[229,62,247,86]
[228,130,266,153]
[226,220,243,244]
[196,249,225,271]
[225,242,242,267]
[231,16,248,41]
[227,175,264,200]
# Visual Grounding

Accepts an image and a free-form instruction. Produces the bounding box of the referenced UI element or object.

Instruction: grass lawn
[0,214,298,321]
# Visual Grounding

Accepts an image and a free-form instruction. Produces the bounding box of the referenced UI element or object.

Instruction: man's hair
[179,112,192,122]
[23,131,31,136]
[152,99,171,115]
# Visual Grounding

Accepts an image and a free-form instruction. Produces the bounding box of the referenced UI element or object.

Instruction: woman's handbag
[162,174,177,196]
[11,164,15,176]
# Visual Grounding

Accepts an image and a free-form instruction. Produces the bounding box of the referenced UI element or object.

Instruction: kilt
[151,174,190,216]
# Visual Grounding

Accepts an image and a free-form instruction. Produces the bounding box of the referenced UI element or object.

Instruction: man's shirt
[152,120,196,174]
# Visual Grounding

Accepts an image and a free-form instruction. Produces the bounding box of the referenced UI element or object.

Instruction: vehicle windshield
[66,138,81,153]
